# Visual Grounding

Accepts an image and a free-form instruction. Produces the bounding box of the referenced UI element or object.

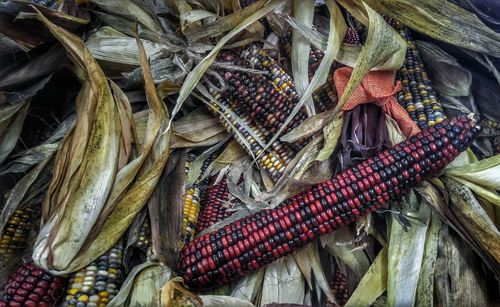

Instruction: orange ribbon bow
[333,66,420,137]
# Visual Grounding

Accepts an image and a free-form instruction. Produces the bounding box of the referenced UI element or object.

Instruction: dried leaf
[200,295,255,307]
[387,191,431,307]
[0,100,29,165]
[345,246,387,307]
[32,9,122,272]
[183,0,267,41]
[108,261,172,307]
[91,0,161,33]
[415,213,441,307]
[261,255,306,305]
[364,0,500,56]
[446,154,500,206]
[291,0,315,115]
[267,0,346,161]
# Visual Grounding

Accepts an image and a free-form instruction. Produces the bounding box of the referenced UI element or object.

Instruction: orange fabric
[333,66,420,137]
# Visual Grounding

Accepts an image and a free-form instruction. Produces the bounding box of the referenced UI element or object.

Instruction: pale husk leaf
[345,246,388,307]
[32,8,122,272]
[291,0,315,115]
[108,261,172,307]
[387,191,431,307]
[363,0,500,56]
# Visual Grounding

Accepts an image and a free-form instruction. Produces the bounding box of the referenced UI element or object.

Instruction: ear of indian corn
[396,26,446,129]
[327,267,349,306]
[177,116,482,289]
[196,176,236,234]
[208,46,315,180]
[133,218,151,251]
[62,241,124,307]
[207,86,290,181]
[0,261,66,307]
[181,153,201,245]
[182,151,222,245]
[0,204,41,257]
[218,49,308,141]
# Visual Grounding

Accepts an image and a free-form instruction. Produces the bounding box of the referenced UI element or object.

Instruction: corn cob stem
[0,261,66,307]
[177,116,481,289]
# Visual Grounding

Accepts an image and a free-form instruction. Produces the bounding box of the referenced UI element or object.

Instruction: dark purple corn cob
[329,267,349,306]
[196,177,236,233]
[177,116,481,290]
[0,261,66,307]
[343,28,361,45]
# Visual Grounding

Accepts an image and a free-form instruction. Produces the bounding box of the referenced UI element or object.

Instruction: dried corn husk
[32,11,171,274]
[363,0,500,56]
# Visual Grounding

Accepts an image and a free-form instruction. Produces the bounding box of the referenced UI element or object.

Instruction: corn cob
[182,151,222,244]
[343,28,361,45]
[241,45,298,103]
[0,261,66,307]
[329,267,349,306]
[63,241,124,307]
[177,116,482,289]
[209,47,315,179]
[182,154,201,245]
[483,118,500,130]
[0,204,40,256]
[219,50,308,135]
[134,218,151,251]
[396,27,446,129]
[207,87,290,181]
[196,177,236,233]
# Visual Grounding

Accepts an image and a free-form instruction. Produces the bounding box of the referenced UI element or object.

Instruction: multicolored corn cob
[207,87,291,180]
[208,46,316,179]
[240,45,299,103]
[196,177,235,233]
[0,261,66,307]
[396,27,446,129]
[181,151,222,244]
[182,154,201,245]
[63,241,124,307]
[219,49,308,135]
[177,116,482,289]
[0,204,40,257]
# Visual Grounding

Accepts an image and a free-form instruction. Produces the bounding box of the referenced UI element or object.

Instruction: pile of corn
[0,1,497,306]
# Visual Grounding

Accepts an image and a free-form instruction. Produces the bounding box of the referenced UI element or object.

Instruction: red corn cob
[196,177,236,233]
[0,261,66,307]
[177,116,482,289]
